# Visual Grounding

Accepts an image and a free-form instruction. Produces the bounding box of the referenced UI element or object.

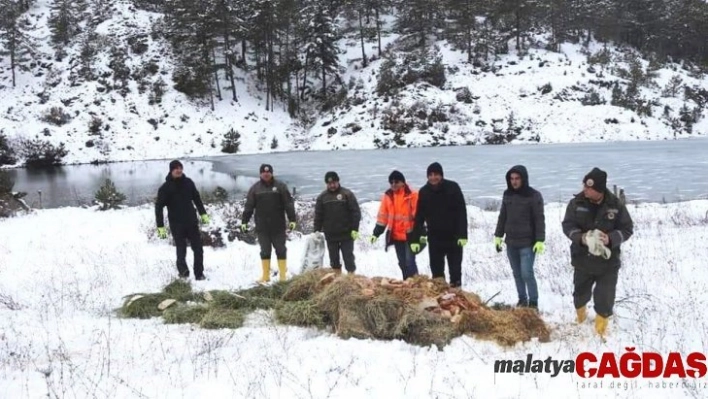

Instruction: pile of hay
[117,269,550,349]
[278,270,550,348]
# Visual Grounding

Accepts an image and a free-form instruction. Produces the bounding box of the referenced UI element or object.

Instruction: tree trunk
[212,47,222,101]
[358,9,367,67]
[10,38,16,88]
[223,28,237,101]
[375,7,382,57]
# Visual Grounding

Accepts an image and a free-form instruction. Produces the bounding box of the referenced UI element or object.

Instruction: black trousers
[170,223,204,277]
[327,239,356,272]
[257,229,287,260]
[428,240,463,286]
[573,267,619,318]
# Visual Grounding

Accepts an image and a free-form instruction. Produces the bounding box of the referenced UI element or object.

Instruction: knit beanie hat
[583,167,607,193]
[259,164,273,173]
[324,171,339,183]
[169,160,183,171]
[388,170,405,183]
[427,162,443,176]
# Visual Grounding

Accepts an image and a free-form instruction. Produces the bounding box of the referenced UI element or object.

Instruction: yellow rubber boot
[258,259,271,284]
[277,259,287,282]
[595,315,609,337]
[576,306,587,324]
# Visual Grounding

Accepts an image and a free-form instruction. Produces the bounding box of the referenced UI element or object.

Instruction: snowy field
[1,200,708,398]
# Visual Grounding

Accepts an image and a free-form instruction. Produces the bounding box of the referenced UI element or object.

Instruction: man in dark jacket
[240,164,297,283]
[314,171,362,274]
[409,162,468,287]
[155,160,210,280]
[494,165,545,309]
[562,167,633,338]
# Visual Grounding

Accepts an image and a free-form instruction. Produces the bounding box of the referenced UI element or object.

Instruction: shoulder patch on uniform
[606,208,618,219]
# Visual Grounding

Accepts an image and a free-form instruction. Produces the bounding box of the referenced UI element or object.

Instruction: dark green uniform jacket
[561,190,634,272]
[314,186,361,242]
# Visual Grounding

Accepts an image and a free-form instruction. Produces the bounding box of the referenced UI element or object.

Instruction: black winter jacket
[561,190,634,272]
[314,186,361,242]
[241,178,296,233]
[494,165,545,248]
[409,179,468,244]
[155,174,207,228]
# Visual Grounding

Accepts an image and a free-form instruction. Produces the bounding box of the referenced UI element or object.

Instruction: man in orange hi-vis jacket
[369,170,420,280]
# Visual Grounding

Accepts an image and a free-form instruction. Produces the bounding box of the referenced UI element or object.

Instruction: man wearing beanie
[241,163,297,284]
[314,171,362,274]
[562,167,634,338]
[155,160,210,280]
[409,162,469,287]
[494,165,546,310]
[370,170,420,280]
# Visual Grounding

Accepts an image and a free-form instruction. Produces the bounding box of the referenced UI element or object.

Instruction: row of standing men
[155,160,633,338]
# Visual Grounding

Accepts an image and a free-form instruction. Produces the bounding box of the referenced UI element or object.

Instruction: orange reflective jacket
[375,185,418,241]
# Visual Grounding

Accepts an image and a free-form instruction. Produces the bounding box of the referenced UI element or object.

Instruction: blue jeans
[506,246,538,302]
[393,241,418,280]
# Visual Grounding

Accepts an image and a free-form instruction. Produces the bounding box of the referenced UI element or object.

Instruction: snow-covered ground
[1,1,706,166]
[1,200,708,398]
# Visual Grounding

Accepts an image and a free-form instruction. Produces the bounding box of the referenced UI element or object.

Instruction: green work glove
[457,239,468,247]
[420,236,428,245]
[533,241,545,254]
[410,243,421,253]
[369,235,378,244]
[200,214,210,224]
[157,227,167,239]
[240,224,248,233]
[494,236,503,249]
[351,230,359,240]
[289,222,297,230]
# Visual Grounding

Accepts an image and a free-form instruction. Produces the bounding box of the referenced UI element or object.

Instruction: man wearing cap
[370,170,420,280]
[561,167,634,337]
[493,165,546,309]
[409,162,468,287]
[155,160,210,280]
[241,164,297,283]
[314,171,362,274]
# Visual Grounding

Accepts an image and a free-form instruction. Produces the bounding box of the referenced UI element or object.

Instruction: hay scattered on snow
[117,269,551,348]
[163,304,210,324]
[199,309,246,329]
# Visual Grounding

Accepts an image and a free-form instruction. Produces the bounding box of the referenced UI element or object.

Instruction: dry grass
[117,269,551,349]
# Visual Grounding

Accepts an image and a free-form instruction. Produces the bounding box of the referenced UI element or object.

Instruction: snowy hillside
[1,200,708,397]
[1,0,707,166]
[309,37,708,150]
[0,0,298,165]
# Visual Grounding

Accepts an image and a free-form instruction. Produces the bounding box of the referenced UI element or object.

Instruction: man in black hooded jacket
[409,162,468,287]
[155,160,210,280]
[494,165,545,309]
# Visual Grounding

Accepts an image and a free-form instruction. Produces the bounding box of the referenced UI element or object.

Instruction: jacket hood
[505,165,529,191]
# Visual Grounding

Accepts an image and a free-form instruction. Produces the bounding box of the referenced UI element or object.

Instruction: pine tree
[302,2,342,98]
[0,1,37,87]
[48,0,84,49]
[394,0,443,49]
[445,0,478,62]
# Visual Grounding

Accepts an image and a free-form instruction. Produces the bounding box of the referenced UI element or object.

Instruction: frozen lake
[7,138,708,209]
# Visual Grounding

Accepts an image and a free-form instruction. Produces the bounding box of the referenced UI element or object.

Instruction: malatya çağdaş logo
[494,348,707,379]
